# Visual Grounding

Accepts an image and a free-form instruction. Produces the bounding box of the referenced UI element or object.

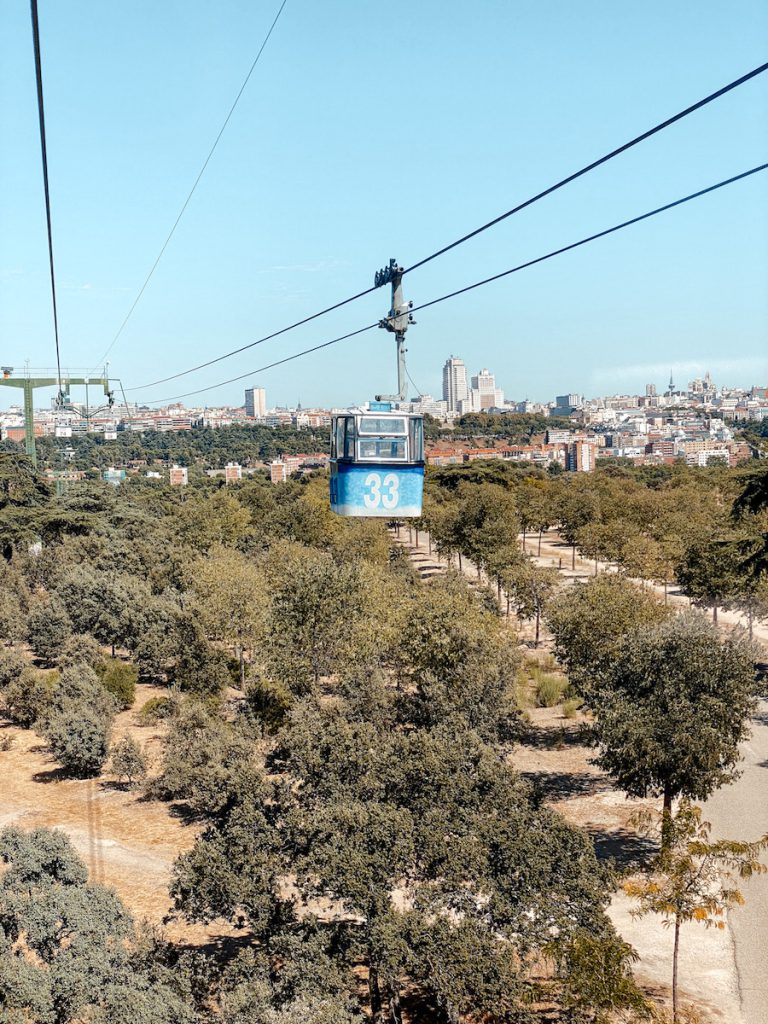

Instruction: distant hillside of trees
[16,423,330,471]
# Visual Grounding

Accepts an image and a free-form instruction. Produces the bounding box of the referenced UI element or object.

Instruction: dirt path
[0,684,230,944]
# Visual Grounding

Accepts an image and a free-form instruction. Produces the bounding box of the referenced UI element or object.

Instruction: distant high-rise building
[245,386,266,418]
[645,383,657,398]
[566,441,596,473]
[469,368,505,410]
[224,462,242,484]
[554,394,581,414]
[442,357,468,413]
[169,464,188,486]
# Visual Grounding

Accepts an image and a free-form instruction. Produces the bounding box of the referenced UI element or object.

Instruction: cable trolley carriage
[329,259,424,518]
[330,404,424,517]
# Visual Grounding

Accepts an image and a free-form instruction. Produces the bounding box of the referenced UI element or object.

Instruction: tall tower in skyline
[245,386,266,417]
[442,356,468,413]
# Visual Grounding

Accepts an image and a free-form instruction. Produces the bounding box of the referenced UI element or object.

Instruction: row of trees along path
[392,521,768,1024]
[520,526,768,644]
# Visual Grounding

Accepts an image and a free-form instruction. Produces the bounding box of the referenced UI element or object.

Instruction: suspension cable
[30,0,64,399]
[138,162,767,406]
[129,60,768,391]
[93,0,290,371]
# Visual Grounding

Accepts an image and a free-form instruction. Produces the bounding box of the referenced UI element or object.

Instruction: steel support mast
[374,259,415,403]
[0,369,113,467]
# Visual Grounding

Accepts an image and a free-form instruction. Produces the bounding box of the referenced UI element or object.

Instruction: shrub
[54,664,118,722]
[536,673,568,707]
[562,697,583,719]
[26,595,72,665]
[44,706,111,777]
[2,668,56,727]
[97,660,138,710]
[55,633,105,673]
[109,735,147,787]
[0,648,25,689]
[244,677,292,734]
[0,733,15,751]
[136,696,177,725]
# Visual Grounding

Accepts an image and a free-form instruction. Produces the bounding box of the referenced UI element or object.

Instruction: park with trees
[0,442,766,1023]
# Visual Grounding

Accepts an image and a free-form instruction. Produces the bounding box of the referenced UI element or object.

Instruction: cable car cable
[403,60,768,275]
[138,160,767,406]
[30,0,64,399]
[92,0,289,372]
[128,60,768,391]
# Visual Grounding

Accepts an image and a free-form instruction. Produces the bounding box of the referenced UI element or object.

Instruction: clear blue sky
[1,0,767,410]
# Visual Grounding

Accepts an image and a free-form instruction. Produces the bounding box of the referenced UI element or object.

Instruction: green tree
[591,612,757,847]
[507,560,559,646]
[625,801,768,1023]
[97,659,138,710]
[2,667,55,727]
[546,573,668,700]
[44,706,112,778]
[550,932,649,1024]
[26,594,73,665]
[187,546,267,686]
[0,826,197,1024]
[676,537,743,624]
[109,735,147,787]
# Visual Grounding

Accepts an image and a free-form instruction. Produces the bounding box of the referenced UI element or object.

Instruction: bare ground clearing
[0,682,240,945]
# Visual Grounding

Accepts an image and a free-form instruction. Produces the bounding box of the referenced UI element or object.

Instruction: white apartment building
[460,367,505,412]
[442,357,469,413]
[245,386,267,418]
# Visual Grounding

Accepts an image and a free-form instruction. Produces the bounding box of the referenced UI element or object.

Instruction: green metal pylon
[0,371,112,468]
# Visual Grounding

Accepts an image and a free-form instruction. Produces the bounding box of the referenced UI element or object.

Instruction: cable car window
[409,418,424,462]
[358,438,406,460]
[343,417,356,459]
[359,416,406,435]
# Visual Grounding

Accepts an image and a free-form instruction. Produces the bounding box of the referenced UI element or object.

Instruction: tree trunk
[672,913,681,1024]
[594,555,598,576]
[497,578,501,605]
[664,579,668,605]
[661,785,674,854]
[506,595,510,619]
[415,528,419,547]
[386,983,403,1024]
[713,603,718,625]
[538,529,543,556]
[748,607,754,641]
[572,544,576,570]
[111,643,115,658]
[428,535,432,555]
[458,552,462,571]
[476,563,481,579]
[522,525,527,546]
[535,604,541,647]
[369,965,383,1024]
[239,645,246,687]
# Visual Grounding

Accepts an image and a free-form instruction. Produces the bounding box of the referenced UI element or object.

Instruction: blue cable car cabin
[330,406,425,517]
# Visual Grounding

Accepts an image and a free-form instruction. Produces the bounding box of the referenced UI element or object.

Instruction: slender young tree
[625,801,768,1023]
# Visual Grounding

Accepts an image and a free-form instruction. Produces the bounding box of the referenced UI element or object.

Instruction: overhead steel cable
[93,0,289,371]
[409,162,768,315]
[403,59,768,275]
[139,161,767,406]
[129,60,768,391]
[30,0,64,399]
[128,280,380,389]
